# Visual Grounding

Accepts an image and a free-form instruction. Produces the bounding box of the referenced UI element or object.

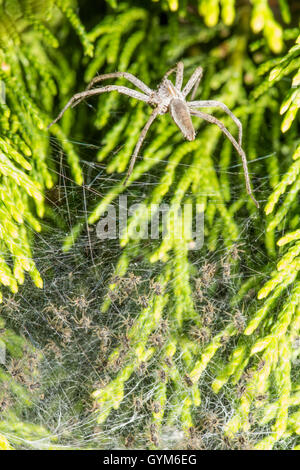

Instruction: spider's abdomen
[169,99,195,141]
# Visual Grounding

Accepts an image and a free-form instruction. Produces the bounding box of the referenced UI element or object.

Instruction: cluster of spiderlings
[0,314,51,448]
[91,127,242,441]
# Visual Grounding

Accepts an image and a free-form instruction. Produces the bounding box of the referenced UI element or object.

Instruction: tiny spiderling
[48,62,259,207]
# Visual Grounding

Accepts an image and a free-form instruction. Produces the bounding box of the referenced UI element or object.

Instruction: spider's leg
[47,86,150,129]
[72,73,152,109]
[189,100,243,146]
[85,72,153,95]
[189,80,201,101]
[123,108,161,186]
[182,67,203,99]
[190,110,259,208]
[175,62,184,90]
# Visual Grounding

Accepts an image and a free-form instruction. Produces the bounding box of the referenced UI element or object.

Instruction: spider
[48,62,259,208]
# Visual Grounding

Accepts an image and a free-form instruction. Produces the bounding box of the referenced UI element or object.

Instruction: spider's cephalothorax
[155,78,181,109]
[48,63,259,207]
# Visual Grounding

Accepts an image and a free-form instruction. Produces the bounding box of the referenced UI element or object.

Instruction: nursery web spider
[48,62,259,208]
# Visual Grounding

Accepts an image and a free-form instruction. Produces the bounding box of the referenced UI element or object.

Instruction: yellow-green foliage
[0,0,94,297]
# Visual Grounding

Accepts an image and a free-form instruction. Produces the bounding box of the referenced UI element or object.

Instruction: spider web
[0,119,295,451]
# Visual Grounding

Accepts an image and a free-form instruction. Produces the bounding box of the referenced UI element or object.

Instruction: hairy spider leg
[189,100,243,146]
[85,72,153,95]
[182,66,203,99]
[174,62,184,90]
[190,110,259,208]
[47,86,150,129]
[71,72,152,109]
[123,107,162,185]
[189,75,202,100]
